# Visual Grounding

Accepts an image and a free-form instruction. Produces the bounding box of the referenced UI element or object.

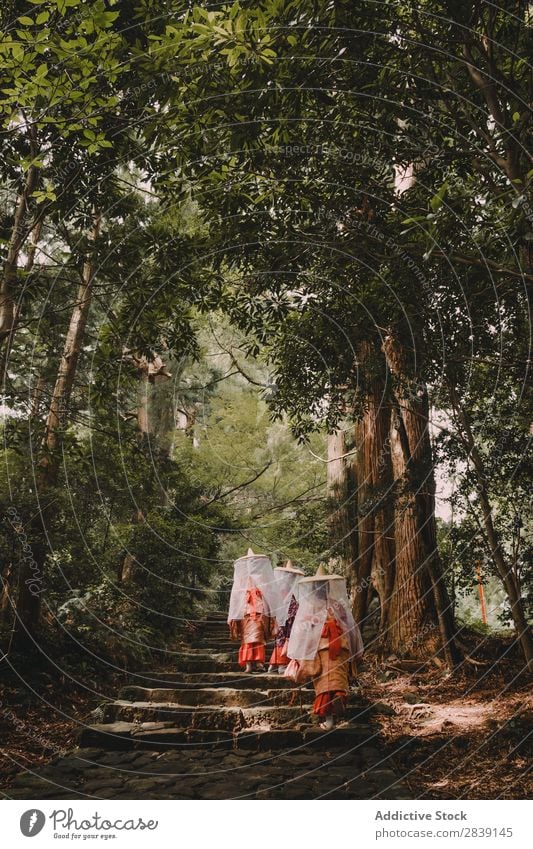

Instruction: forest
[0,0,531,800]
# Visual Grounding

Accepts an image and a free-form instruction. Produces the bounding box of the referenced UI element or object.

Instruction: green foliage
[172,321,330,569]
[125,506,220,632]
[1,0,531,665]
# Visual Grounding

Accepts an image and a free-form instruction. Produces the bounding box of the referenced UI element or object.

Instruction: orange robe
[296,619,355,717]
[228,587,275,667]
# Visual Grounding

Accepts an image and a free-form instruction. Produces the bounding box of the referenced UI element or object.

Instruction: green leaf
[429,181,449,212]
[401,215,427,224]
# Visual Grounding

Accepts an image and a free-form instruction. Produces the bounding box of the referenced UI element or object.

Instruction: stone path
[5,614,411,799]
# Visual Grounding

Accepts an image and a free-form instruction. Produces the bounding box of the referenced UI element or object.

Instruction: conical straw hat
[274,558,304,575]
[235,547,269,563]
[298,563,344,583]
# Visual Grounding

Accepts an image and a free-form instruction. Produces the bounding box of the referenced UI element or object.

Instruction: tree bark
[0,157,40,383]
[119,354,171,582]
[5,218,45,398]
[120,510,145,583]
[0,560,13,621]
[119,367,150,583]
[39,210,101,484]
[326,429,358,594]
[353,342,396,634]
[176,405,199,447]
[383,331,458,664]
[10,210,101,650]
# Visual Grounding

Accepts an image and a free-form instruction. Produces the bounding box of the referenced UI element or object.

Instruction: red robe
[228,587,275,666]
[296,618,355,716]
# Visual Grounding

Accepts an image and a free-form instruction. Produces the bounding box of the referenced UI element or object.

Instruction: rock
[403,692,421,704]
[82,778,125,792]
[370,702,396,716]
[255,785,273,799]
[408,703,432,719]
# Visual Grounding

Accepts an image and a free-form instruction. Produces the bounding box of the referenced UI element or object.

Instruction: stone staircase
[5,613,411,800]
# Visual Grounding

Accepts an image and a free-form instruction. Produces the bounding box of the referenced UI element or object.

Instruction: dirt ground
[360,635,532,799]
[0,658,127,789]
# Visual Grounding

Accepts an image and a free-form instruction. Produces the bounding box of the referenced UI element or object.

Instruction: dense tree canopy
[0,0,530,671]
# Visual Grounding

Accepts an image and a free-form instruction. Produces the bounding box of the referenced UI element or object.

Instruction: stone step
[101,701,370,730]
[162,659,237,674]
[195,635,231,644]
[101,701,325,729]
[197,621,229,630]
[131,671,305,689]
[191,644,238,653]
[138,652,233,670]
[193,636,231,645]
[9,610,411,802]
[196,631,229,640]
[117,686,366,709]
[11,738,409,800]
[174,643,235,663]
[192,619,228,627]
[192,640,275,650]
[119,686,272,707]
[172,650,232,662]
[78,722,376,752]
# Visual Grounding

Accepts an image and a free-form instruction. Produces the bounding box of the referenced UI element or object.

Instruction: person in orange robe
[228,548,277,673]
[268,560,304,673]
[287,564,364,729]
[230,585,275,672]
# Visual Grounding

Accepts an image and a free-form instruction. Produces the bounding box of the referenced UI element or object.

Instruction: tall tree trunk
[119,355,171,582]
[175,404,199,447]
[30,370,47,419]
[119,510,145,583]
[2,234,46,635]
[136,363,151,442]
[326,429,358,594]
[120,366,151,583]
[449,383,533,672]
[39,211,101,483]
[10,210,101,651]
[5,218,45,401]
[383,331,458,664]
[0,156,40,383]
[0,560,14,622]
[353,342,395,634]
[372,167,458,663]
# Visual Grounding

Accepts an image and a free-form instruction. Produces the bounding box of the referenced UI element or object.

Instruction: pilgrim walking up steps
[268,559,304,673]
[5,609,411,800]
[227,548,277,673]
[287,564,364,731]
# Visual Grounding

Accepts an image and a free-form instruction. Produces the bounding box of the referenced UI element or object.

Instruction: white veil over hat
[272,561,304,626]
[227,550,278,623]
[287,571,364,661]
